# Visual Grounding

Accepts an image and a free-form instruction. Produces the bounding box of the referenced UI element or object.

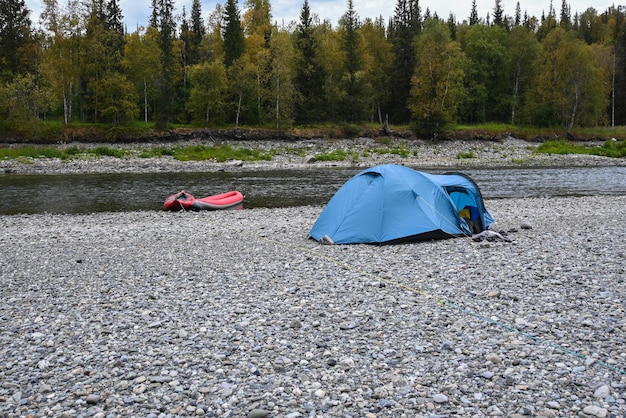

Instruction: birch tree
[410,19,466,138]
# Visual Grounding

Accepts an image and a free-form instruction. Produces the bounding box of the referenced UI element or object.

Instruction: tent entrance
[445,186,483,234]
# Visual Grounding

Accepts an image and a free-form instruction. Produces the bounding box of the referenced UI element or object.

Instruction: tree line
[1,0,625,138]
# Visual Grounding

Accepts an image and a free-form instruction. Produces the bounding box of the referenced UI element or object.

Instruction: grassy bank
[1,124,625,163]
[0,142,421,164]
[2,121,626,144]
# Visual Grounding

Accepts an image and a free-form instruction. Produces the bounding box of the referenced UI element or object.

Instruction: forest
[1,0,626,139]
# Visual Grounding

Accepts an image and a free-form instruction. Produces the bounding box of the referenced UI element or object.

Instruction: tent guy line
[252,232,626,378]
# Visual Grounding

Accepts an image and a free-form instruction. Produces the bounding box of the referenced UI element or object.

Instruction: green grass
[92,146,129,158]
[534,139,626,158]
[170,144,272,162]
[0,146,67,160]
[0,143,275,162]
[369,146,411,158]
[314,149,349,161]
[457,151,477,159]
[453,123,626,142]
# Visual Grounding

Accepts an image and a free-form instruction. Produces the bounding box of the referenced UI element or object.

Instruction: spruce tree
[514,2,521,26]
[223,0,244,67]
[154,0,177,128]
[105,0,125,68]
[388,0,421,124]
[0,0,33,77]
[469,0,479,25]
[294,0,325,123]
[339,0,365,122]
[492,0,505,28]
[189,0,205,64]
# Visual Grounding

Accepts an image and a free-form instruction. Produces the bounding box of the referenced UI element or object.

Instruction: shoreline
[0,196,625,416]
[1,137,624,175]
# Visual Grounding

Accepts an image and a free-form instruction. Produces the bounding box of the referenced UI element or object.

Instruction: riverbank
[1,136,624,175]
[0,195,625,417]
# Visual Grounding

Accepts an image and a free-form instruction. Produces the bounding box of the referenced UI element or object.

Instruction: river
[0,166,624,215]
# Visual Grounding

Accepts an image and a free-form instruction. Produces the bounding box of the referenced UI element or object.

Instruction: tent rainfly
[309,164,494,244]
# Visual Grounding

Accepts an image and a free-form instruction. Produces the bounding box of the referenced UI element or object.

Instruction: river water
[0,166,624,215]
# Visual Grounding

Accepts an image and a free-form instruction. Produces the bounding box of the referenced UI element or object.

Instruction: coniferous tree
[294,0,325,123]
[469,0,479,25]
[447,13,457,39]
[105,0,125,69]
[388,0,421,124]
[337,0,366,122]
[189,0,204,64]
[149,0,158,27]
[0,0,33,78]
[492,0,505,28]
[559,0,571,29]
[106,0,123,35]
[153,0,177,128]
[223,0,244,67]
[180,7,190,71]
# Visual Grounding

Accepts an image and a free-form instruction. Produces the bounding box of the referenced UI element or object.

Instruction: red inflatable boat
[163,190,244,211]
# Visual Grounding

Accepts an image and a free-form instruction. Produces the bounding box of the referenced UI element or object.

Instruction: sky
[25,0,617,30]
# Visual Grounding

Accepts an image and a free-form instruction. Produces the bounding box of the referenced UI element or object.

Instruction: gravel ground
[1,195,625,417]
[1,137,624,175]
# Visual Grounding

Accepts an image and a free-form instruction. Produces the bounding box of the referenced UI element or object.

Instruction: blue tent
[309,164,494,244]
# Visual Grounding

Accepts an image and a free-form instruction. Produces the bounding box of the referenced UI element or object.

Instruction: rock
[593,385,610,399]
[248,409,272,418]
[432,393,448,403]
[487,405,504,416]
[520,222,532,229]
[517,406,533,415]
[39,384,53,393]
[289,320,302,329]
[582,405,608,417]
[546,401,560,409]
[132,384,147,394]
[339,357,355,370]
[486,353,502,364]
[314,389,326,398]
[85,394,100,404]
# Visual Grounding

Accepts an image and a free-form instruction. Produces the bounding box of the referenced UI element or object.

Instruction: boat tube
[164,190,244,211]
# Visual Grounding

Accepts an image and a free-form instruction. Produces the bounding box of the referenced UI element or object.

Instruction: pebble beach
[1,138,625,417]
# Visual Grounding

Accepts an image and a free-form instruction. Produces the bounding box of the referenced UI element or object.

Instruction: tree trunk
[275,74,280,129]
[144,78,148,123]
[567,86,579,132]
[236,92,242,126]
